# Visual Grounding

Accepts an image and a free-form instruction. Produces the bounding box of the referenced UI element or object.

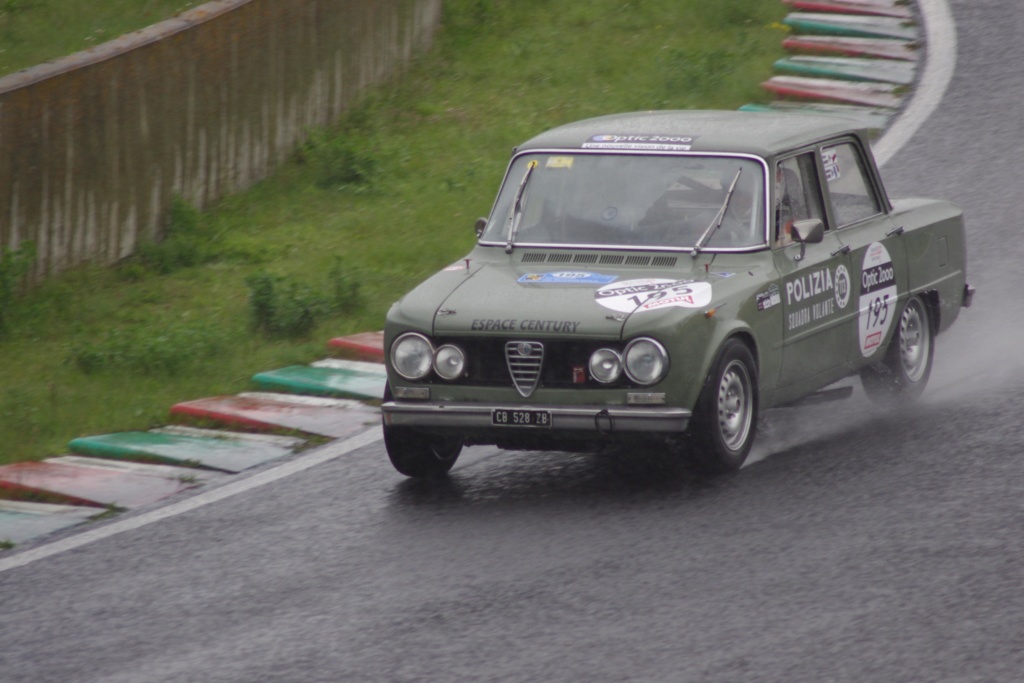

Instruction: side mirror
[474,217,487,238]
[791,218,823,262]
[792,219,824,244]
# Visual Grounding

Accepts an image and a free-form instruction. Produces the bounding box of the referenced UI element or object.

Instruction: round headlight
[391,333,434,380]
[433,344,467,381]
[589,348,623,384]
[624,337,669,385]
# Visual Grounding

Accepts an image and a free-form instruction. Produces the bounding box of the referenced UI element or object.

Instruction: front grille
[505,341,544,397]
[427,338,636,391]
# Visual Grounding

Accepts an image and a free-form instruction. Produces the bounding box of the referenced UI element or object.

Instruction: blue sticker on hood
[519,271,618,285]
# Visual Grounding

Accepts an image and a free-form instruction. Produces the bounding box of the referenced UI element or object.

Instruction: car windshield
[480,152,767,251]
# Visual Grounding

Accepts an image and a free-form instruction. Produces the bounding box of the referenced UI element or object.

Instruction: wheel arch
[703,322,761,376]
[690,322,762,407]
[728,329,760,372]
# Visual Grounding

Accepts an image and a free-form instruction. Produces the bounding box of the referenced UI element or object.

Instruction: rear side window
[821,142,881,227]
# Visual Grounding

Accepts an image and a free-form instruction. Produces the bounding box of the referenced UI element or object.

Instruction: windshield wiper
[692,167,742,258]
[505,160,538,254]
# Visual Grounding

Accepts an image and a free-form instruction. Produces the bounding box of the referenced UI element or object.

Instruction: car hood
[418,256,724,339]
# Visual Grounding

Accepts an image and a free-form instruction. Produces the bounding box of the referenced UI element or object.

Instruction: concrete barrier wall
[0,0,443,278]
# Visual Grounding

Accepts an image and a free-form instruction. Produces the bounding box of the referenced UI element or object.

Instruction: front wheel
[382,384,462,478]
[860,295,933,404]
[383,423,462,478]
[688,339,758,473]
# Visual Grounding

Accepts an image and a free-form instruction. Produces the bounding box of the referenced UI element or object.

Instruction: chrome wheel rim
[899,300,930,383]
[717,360,753,451]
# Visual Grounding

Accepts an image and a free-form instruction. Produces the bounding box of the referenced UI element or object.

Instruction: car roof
[515,110,865,158]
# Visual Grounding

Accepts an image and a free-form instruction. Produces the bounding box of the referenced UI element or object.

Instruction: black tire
[860,295,933,404]
[688,338,758,473]
[382,384,462,478]
[383,424,462,478]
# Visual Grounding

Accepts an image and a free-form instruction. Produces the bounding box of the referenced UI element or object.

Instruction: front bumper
[381,401,691,435]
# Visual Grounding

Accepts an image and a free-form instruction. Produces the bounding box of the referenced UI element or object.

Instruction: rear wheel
[688,339,758,473]
[861,295,933,404]
[382,385,462,478]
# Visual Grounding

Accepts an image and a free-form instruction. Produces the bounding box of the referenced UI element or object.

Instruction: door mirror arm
[791,219,824,262]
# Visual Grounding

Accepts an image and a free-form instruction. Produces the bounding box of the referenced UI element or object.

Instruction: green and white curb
[69,427,306,473]
[774,56,916,84]
[739,101,895,130]
[0,501,98,545]
[783,12,918,39]
[252,359,386,401]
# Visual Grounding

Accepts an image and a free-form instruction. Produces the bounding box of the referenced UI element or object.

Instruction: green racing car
[381,110,972,477]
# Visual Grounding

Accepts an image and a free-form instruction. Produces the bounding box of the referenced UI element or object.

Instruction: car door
[772,150,856,399]
[816,139,908,367]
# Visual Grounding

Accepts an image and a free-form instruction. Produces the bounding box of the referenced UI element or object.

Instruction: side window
[820,142,881,227]
[774,153,824,247]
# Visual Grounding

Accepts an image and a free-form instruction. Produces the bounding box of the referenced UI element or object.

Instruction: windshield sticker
[858,241,898,357]
[470,318,581,333]
[595,278,712,313]
[757,284,781,311]
[519,271,618,285]
[784,263,851,331]
[582,134,698,151]
[545,156,574,169]
[822,147,841,182]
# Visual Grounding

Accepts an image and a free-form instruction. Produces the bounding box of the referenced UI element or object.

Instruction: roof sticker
[582,134,698,151]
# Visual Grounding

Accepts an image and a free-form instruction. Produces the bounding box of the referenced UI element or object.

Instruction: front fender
[624,310,759,411]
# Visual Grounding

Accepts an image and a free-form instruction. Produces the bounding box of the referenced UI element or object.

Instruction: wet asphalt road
[2,1,1022,681]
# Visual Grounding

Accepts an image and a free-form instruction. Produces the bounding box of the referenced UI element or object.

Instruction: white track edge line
[0,428,383,574]
[873,0,957,168]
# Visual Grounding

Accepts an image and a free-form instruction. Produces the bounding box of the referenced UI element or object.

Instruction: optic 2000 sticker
[859,241,898,357]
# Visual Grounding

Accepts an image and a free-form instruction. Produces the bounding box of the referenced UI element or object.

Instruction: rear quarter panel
[891,197,968,333]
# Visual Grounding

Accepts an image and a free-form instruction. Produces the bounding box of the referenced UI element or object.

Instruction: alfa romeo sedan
[381,110,972,476]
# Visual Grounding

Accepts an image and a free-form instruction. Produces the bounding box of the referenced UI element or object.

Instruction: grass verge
[0,0,788,466]
[0,0,199,77]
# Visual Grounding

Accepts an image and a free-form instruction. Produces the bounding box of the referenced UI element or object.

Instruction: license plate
[492,409,551,428]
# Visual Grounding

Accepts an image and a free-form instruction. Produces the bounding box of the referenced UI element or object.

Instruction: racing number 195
[866,294,890,331]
